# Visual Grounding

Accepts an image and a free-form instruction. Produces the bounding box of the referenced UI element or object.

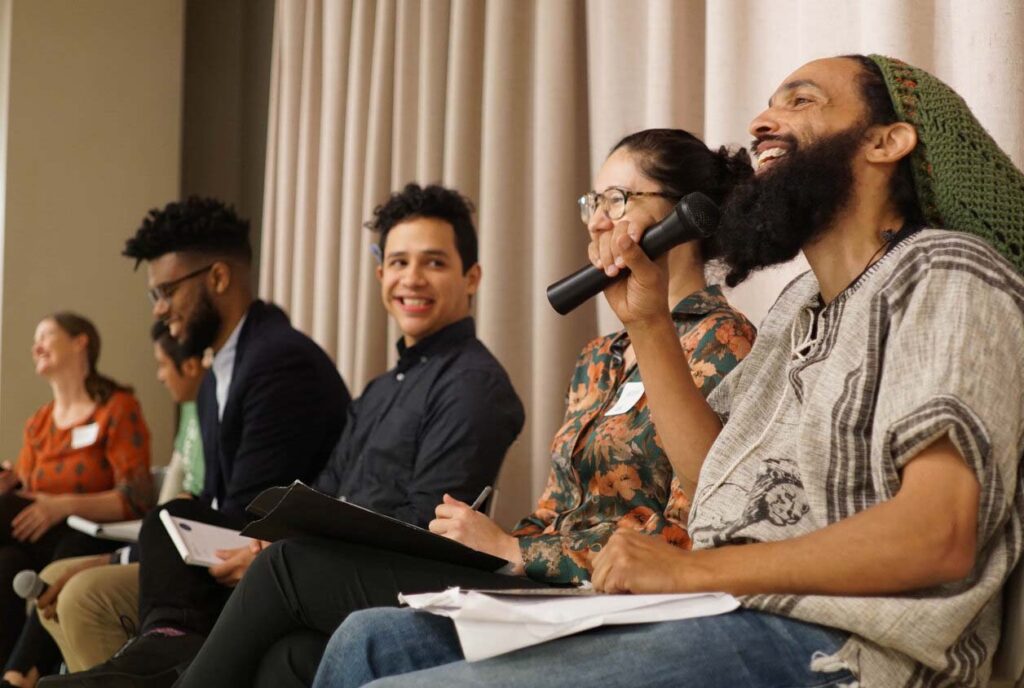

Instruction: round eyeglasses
[577,187,677,224]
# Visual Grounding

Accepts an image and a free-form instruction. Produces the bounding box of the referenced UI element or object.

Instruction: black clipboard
[241,481,508,572]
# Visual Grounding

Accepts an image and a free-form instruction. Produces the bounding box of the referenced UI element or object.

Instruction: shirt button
[396,373,405,381]
[420,356,428,363]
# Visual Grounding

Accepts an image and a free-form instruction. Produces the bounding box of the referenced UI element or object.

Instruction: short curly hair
[123,196,251,269]
[365,183,478,272]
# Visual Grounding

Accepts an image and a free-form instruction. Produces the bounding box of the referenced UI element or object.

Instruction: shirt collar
[670,284,729,318]
[610,285,728,361]
[211,313,247,375]
[395,317,475,370]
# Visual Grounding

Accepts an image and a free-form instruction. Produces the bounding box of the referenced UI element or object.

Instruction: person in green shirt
[151,321,205,501]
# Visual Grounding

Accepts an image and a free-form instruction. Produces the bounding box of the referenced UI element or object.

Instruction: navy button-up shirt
[313,317,524,527]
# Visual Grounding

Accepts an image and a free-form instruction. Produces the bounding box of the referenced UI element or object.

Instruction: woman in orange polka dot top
[0,312,153,669]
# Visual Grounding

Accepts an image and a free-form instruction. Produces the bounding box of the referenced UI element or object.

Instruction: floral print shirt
[513,286,755,584]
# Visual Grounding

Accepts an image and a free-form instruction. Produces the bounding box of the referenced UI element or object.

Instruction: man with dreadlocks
[316,55,1024,688]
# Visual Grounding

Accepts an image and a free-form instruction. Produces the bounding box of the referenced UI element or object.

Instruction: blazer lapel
[197,373,221,500]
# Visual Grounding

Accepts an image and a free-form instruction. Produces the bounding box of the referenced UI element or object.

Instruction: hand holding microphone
[546,192,721,315]
[14,553,109,620]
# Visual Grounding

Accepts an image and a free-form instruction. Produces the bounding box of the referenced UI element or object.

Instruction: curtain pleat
[308,0,351,356]
[267,2,305,309]
[289,1,322,332]
[442,0,485,201]
[334,0,375,381]
[415,0,449,182]
[476,1,540,517]
[351,0,396,388]
[259,0,1024,524]
[526,0,593,503]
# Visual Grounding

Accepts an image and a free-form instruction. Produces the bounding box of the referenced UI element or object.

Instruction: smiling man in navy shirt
[311,183,522,527]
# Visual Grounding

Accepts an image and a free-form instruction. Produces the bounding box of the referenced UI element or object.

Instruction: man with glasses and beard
[36,197,351,685]
[314,55,1024,688]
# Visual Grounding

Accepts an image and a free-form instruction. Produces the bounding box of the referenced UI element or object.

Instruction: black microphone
[13,569,47,601]
[546,192,721,315]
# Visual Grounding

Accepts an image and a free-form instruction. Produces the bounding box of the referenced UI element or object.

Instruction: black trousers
[0,493,119,669]
[174,536,549,688]
[137,498,243,636]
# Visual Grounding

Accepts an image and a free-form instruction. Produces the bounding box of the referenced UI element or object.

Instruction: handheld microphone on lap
[13,569,47,601]
[546,192,721,315]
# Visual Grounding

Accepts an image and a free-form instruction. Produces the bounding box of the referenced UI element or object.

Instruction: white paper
[604,382,644,416]
[399,587,739,661]
[70,422,100,449]
[158,511,252,567]
[66,515,142,543]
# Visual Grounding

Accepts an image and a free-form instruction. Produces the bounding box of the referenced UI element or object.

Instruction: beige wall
[0,0,184,465]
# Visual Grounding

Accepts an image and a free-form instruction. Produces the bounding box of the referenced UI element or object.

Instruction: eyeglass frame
[577,187,678,224]
[147,264,215,305]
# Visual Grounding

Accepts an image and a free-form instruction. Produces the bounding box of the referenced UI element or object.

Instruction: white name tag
[604,381,645,416]
[71,422,100,449]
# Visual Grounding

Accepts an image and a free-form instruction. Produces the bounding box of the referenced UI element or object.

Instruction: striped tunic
[690,230,1024,687]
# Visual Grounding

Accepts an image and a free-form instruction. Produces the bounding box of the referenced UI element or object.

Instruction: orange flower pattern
[513,286,755,584]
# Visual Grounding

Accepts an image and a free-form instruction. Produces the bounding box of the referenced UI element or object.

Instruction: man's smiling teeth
[401,298,430,306]
[757,147,788,167]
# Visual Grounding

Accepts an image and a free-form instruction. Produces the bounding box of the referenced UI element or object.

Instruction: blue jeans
[312,606,857,688]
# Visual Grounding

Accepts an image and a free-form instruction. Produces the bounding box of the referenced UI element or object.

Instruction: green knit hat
[868,54,1024,273]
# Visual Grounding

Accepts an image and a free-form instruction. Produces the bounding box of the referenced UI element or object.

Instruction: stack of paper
[399,587,739,661]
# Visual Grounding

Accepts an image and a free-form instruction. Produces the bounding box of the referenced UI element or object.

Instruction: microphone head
[678,192,720,238]
[13,569,43,600]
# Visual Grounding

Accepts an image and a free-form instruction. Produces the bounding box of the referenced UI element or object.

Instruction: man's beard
[717,124,868,287]
[178,287,222,358]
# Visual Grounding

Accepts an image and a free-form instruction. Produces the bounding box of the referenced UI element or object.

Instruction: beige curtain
[259,0,1024,525]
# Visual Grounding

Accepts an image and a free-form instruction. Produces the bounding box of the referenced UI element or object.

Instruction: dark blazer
[198,300,350,523]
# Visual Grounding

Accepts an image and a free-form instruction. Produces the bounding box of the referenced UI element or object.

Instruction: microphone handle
[546,205,695,315]
[545,266,613,316]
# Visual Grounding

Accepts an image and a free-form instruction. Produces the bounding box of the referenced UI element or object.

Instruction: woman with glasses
[0,313,152,687]
[536,128,754,562]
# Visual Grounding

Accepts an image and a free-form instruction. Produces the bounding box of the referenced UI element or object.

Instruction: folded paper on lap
[399,587,739,661]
